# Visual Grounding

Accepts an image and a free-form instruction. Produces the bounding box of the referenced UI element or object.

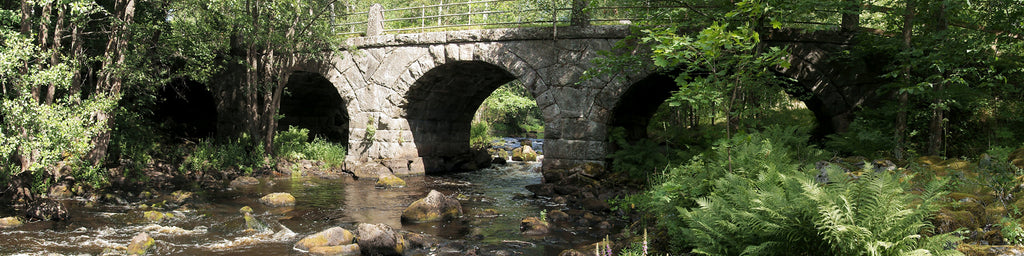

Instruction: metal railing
[334,0,857,37]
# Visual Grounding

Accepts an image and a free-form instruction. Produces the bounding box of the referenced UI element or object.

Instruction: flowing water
[0,162,599,255]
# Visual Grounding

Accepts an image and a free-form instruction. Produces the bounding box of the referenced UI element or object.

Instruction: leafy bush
[274,126,310,160]
[470,121,494,149]
[630,126,962,255]
[305,137,347,168]
[179,134,266,175]
[271,126,347,167]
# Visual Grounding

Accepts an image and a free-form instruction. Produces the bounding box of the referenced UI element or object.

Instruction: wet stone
[295,227,355,251]
[258,192,296,207]
[126,232,155,255]
[229,176,260,188]
[520,217,550,236]
[0,217,24,229]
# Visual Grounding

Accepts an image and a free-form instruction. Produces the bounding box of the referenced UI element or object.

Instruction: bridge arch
[405,61,520,172]
[279,71,350,145]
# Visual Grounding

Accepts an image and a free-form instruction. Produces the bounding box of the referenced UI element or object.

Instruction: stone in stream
[126,232,155,255]
[511,145,538,162]
[401,190,463,223]
[229,176,260,188]
[309,244,360,256]
[142,210,175,223]
[294,227,355,251]
[375,173,406,188]
[258,192,296,207]
[520,217,550,236]
[0,217,24,229]
[25,198,69,221]
[356,223,405,256]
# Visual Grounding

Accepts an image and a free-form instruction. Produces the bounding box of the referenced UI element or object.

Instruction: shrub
[306,137,346,168]
[179,134,266,175]
[630,126,962,255]
[274,126,310,160]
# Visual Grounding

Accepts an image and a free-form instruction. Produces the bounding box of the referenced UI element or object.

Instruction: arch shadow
[405,61,517,173]
[279,71,349,146]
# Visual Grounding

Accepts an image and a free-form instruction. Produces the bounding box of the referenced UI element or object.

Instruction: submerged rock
[230,176,260,187]
[126,232,155,255]
[0,217,24,228]
[294,227,355,251]
[356,223,405,256]
[520,217,550,236]
[259,192,296,207]
[170,190,193,204]
[375,174,406,188]
[401,190,463,223]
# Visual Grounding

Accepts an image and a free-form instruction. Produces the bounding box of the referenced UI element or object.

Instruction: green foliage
[476,81,543,137]
[629,126,961,255]
[305,137,347,168]
[272,126,347,168]
[0,26,115,193]
[470,121,494,149]
[825,115,897,158]
[607,127,676,180]
[180,134,266,175]
[806,168,962,256]
[274,126,310,160]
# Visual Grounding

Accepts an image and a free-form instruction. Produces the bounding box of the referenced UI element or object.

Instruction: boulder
[229,176,260,187]
[571,163,605,178]
[401,190,463,223]
[242,211,267,232]
[1011,148,1024,169]
[170,190,193,204]
[143,211,175,223]
[580,198,610,212]
[558,249,588,256]
[25,198,69,221]
[309,244,360,256]
[520,217,549,236]
[349,161,391,179]
[375,174,406,188]
[525,184,556,197]
[546,210,570,223]
[259,193,296,207]
[0,217,24,229]
[48,185,73,199]
[356,223,405,256]
[511,146,538,162]
[295,227,355,251]
[126,232,155,255]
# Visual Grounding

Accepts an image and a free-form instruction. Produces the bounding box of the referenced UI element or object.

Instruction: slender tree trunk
[927,1,948,156]
[45,5,66,105]
[88,0,136,165]
[895,1,914,160]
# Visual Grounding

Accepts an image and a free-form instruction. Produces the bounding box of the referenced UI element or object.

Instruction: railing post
[570,0,590,27]
[367,3,384,36]
[841,0,860,32]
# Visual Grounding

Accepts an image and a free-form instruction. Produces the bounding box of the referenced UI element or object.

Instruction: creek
[0,161,606,255]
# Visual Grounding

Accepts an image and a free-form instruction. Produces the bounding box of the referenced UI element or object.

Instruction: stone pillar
[570,0,590,27]
[367,3,384,36]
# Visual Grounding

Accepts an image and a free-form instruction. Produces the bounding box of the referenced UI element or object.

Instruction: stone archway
[405,61,517,173]
[279,71,350,146]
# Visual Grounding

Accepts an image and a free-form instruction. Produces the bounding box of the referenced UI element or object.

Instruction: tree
[166,0,343,154]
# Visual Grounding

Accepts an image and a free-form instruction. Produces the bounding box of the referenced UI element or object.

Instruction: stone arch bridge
[286,25,882,177]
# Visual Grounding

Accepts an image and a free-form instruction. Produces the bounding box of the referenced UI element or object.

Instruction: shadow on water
[0,162,591,255]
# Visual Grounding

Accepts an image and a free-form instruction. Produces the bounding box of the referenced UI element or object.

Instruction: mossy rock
[295,227,354,251]
[520,217,549,236]
[309,244,360,256]
[958,244,1024,256]
[375,174,407,188]
[916,156,945,166]
[938,159,974,172]
[170,190,193,204]
[143,211,174,223]
[0,217,24,229]
[258,193,296,207]
[511,146,538,162]
[401,190,463,223]
[126,232,155,255]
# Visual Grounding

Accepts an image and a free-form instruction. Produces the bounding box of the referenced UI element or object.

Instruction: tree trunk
[87,0,136,165]
[927,1,948,156]
[894,1,914,160]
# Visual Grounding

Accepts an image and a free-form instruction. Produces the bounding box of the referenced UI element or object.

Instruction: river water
[0,162,597,255]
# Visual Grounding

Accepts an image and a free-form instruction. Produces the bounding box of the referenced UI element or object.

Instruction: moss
[375,174,407,188]
[0,217,24,229]
[143,211,167,222]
